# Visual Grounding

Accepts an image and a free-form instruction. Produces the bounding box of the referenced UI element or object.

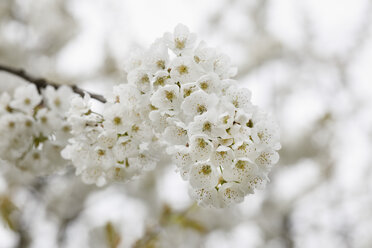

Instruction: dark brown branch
[0,64,106,103]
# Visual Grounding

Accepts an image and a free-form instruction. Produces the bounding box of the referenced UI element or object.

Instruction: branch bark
[0,64,106,103]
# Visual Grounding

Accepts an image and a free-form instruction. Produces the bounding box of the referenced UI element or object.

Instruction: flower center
[200,165,211,175]
[113,116,122,125]
[177,65,188,75]
[175,38,185,49]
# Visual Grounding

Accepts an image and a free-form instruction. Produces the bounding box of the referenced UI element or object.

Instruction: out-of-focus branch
[0,195,30,248]
[0,64,107,103]
[133,203,205,248]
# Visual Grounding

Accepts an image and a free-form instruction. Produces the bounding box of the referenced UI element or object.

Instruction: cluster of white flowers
[0,84,74,175]
[61,86,161,186]
[144,24,281,207]
[10,24,279,207]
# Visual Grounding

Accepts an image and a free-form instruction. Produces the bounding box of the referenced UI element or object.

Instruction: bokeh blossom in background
[1,0,372,247]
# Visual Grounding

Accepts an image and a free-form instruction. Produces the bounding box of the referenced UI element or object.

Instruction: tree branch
[0,64,107,103]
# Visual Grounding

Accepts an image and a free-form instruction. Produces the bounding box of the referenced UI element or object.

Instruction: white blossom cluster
[61,24,280,207]
[0,84,74,175]
[145,24,281,207]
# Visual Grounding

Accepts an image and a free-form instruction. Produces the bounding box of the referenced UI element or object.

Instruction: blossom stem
[0,64,107,103]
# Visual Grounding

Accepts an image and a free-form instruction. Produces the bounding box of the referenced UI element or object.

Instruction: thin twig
[0,64,106,103]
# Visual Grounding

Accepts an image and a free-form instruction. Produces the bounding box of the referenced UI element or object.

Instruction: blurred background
[1,0,372,247]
